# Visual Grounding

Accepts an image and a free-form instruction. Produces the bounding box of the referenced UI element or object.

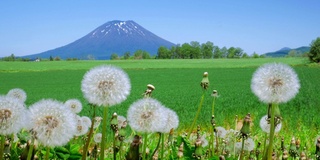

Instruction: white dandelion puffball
[29,99,77,147]
[160,108,179,133]
[201,134,209,147]
[81,116,92,128]
[251,63,300,103]
[259,115,282,133]
[74,118,89,136]
[117,115,127,129]
[7,88,27,103]
[235,138,255,151]
[94,133,102,143]
[64,99,83,114]
[127,98,168,133]
[81,65,131,106]
[0,96,28,135]
[215,126,227,138]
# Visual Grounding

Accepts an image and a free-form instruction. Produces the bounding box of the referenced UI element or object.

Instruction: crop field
[1,57,320,159]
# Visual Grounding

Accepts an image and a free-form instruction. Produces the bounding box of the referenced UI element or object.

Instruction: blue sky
[1,1,319,57]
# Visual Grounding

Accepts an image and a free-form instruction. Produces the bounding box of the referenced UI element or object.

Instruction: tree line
[111,41,266,60]
[2,38,319,61]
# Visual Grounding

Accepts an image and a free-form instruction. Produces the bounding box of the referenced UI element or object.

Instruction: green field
[1,58,319,145]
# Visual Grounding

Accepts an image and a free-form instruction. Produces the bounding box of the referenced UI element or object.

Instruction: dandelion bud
[177,143,184,158]
[219,155,226,160]
[296,138,301,150]
[110,112,118,132]
[240,113,251,138]
[211,115,216,127]
[282,149,289,160]
[143,84,155,97]
[200,72,209,90]
[300,151,306,160]
[289,137,298,158]
[211,90,218,97]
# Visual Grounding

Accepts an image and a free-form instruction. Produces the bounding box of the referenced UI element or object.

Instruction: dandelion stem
[210,130,214,157]
[151,132,161,159]
[234,115,238,158]
[262,132,267,158]
[266,103,277,160]
[113,132,117,160]
[45,147,50,160]
[211,96,216,116]
[27,139,34,160]
[0,135,5,160]
[161,133,165,159]
[188,91,205,138]
[100,107,109,160]
[142,132,148,160]
[239,138,245,160]
[82,105,96,160]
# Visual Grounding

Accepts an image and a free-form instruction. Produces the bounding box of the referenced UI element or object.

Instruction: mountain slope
[23,20,176,60]
[264,46,310,57]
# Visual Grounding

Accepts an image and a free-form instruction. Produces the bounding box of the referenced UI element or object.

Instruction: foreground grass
[1,58,319,156]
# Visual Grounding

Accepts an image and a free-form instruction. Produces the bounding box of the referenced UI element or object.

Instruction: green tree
[110,53,119,60]
[181,43,192,59]
[287,50,297,57]
[49,56,54,61]
[213,46,222,58]
[174,44,182,59]
[190,41,201,59]
[227,47,236,58]
[201,41,214,59]
[142,51,151,59]
[309,37,320,63]
[157,46,170,59]
[133,50,143,59]
[220,47,228,58]
[123,51,130,60]
[242,53,249,58]
[252,52,260,58]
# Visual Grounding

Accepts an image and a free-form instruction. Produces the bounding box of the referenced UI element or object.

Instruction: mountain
[23,20,176,60]
[264,46,310,57]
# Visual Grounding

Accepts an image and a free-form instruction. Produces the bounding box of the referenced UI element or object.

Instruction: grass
[1,57,320,157]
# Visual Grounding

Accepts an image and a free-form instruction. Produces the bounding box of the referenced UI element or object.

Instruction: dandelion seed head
[160,108,179,133]
[0,96,28,135]
[64,99,82,114]
[81,65,131,106]
[29,99,77,147]
[94,133,102,143]
[251,63,300,103]
[81,116,92,128]
[127,98,168,133]
[7,88,27,103]
[117,115,127,129]
[259,115,282,133]
[235,138,255,151]
[215,126,227,138]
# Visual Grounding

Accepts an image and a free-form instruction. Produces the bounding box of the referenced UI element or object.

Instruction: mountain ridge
[264,46,310,57]
[22,20,176,60]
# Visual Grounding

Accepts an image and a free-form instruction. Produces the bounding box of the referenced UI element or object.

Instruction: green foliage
[123,51,131,60]
[201,41,214,59]
[157,46,171,59]
[309,37,320,63]
[110,53,119,60]
[133,50,150,59]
